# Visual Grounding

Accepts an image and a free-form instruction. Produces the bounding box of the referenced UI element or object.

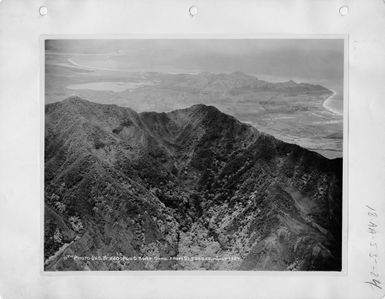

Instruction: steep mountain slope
[44,97,342,271]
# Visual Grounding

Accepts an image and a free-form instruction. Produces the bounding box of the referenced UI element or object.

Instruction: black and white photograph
[44,38,344,271]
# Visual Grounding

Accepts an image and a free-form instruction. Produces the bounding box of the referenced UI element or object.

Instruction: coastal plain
[46,56,343,159]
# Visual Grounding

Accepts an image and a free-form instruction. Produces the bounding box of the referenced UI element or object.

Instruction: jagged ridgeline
[44,97,342,271]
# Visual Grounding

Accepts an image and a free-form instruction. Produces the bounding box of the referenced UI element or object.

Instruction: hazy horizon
[45,38,344,158]
[46,39,344,93]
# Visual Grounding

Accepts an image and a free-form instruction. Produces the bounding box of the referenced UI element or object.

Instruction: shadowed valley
[44,97,342,271]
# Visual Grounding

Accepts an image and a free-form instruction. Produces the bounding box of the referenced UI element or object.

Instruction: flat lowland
[46,57,343,159]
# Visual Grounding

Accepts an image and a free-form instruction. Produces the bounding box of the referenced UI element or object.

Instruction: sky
[46,39,344,91]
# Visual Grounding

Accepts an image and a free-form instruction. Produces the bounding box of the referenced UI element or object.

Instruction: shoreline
[66,57,344,118]
[322,90,343,115]
[67,58,131,73]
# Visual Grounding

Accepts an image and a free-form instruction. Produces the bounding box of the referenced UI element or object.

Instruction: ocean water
[67,81,153,93]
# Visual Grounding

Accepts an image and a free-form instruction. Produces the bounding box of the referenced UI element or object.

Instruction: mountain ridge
[44,97,342,271]
[144,71,333,95]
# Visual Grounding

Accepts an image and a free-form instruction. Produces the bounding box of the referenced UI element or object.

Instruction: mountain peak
[62,95,91,105]
[230,71,257,79]
[190,103,218,111]
[54,96,102,112]
[46,96,92,114]
[282,80,298,87]
[167,103,228,126]
[166,103,221,116]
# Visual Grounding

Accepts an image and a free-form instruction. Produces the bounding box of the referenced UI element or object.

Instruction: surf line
[322,90,342,116]
[67,58,129,73]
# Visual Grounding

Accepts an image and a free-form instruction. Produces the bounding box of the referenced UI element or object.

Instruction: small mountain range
[145,71,332,95]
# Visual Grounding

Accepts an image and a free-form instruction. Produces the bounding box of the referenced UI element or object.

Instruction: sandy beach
[323,90,343,115]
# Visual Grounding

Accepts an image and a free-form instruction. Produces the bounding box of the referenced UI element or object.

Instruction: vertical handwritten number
[366,205,375,211]
[364,279,382,290]
[370,272,380,278]
[368,227,376,234]
[365,205,381,292]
